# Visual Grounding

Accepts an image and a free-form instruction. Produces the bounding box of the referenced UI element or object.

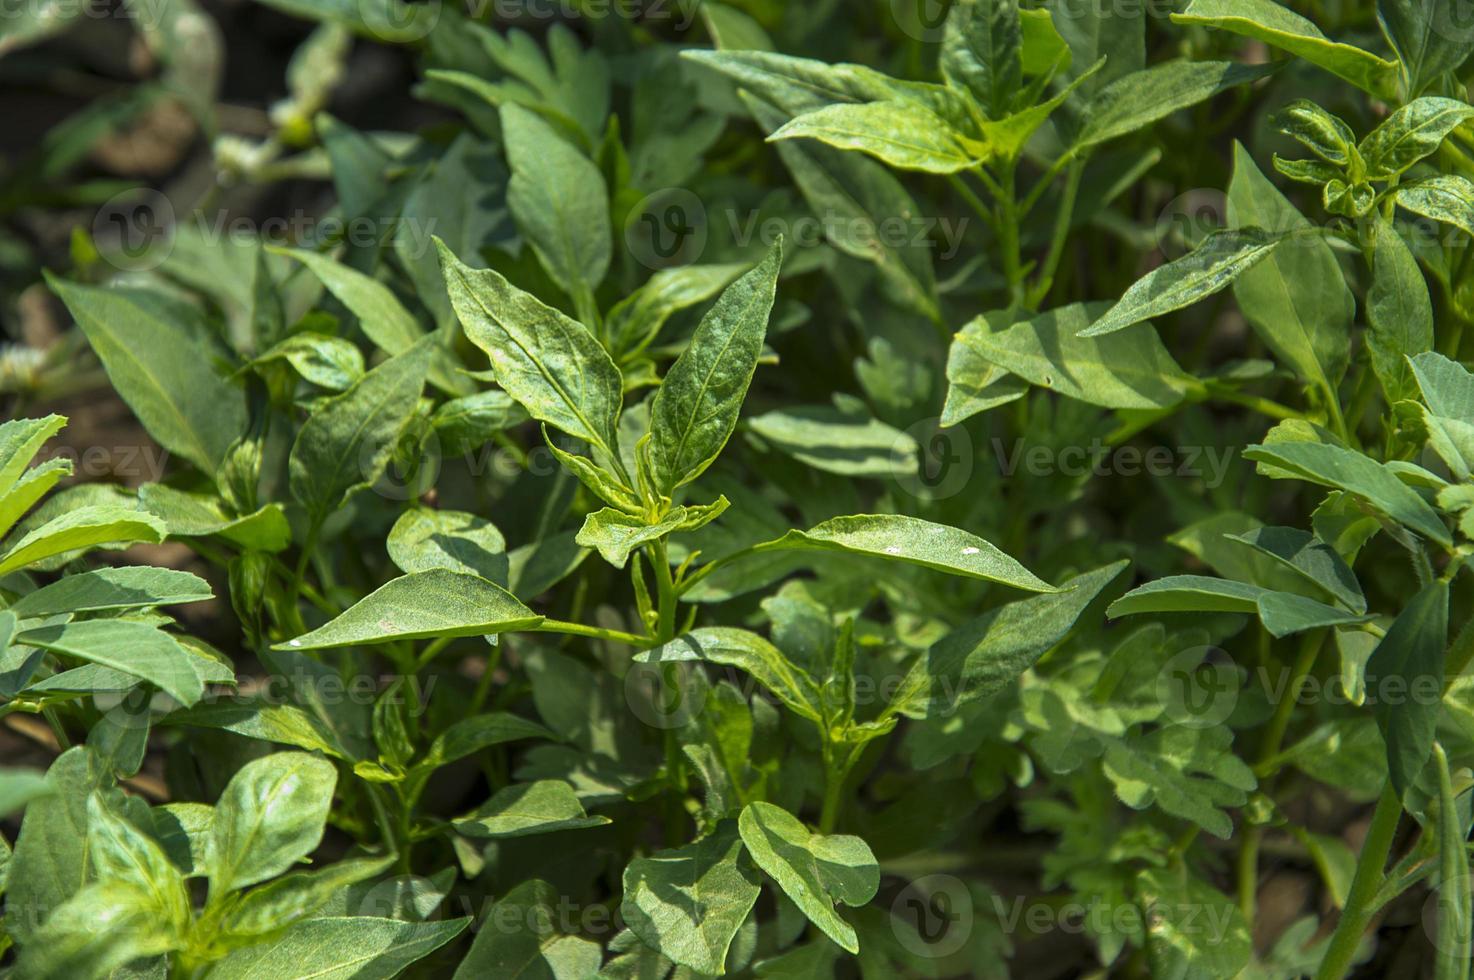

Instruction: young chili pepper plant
[4,0,1474,976]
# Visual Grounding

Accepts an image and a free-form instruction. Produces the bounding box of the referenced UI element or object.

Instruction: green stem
[1236,829,1261,926]
[1241,632,1325,925]
[1020,149,1079,215]
[650,538,686,844]
[1258,631,1324,771]
[414,636,453,670]
[1313,782,1403,980]
[469,642,504,715]
[946,173,1002,237]
[286,520,322,635]
[818,742,858,834]
[1025,160,1083,310]
[533,620,651,647]
[991,160,1025,307]
[1206,386,1306,422]
[652,539,678,645]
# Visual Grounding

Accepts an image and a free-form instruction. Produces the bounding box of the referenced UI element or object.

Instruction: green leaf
[752,514,1056,591]
[167,697,346,759]
[288,340,431,526]
[1432,742,1472,980]
[892,561,1128,718]
[387,507,508,585]
[740,92,939,322]
[606,263,748,358]
[1396,174,1474,238]
[20,880,180,978]
[1080,228,1285,338]
[0,457,71,542]
[17,620,205,706]
[138,484,291,552]
[416,713,555,771]
[748,402,918,478]
[737,801,879,953]
[272,247,423,354]
[207,916,469,980]
[275,569,543,650]
[10,566,211,617]
[1276,100,1359,165]
[681,48,944,116]
[1173,0,1398,96]
[621,821,761,975]
[1366,216,1435,406]
[957,303,1197,409]
[941,316,1030,425]
[1050,0,1143,96]
[1378,0,1474,96]
[1107,575,1369,637]
[5,747,104,944]
[1242,441,1452,545]
[1075,61,1277,150]
[208,751,338,896]
[502,103,610,314]
[0,414,66,503]
[1227,142,1352,393]
[770,101,986,173]
[942,0,1022,118]
[1360,98,1474,179]
[1137,866,1252,976]
[1367,581,1448,798]
[46,277,246,472]
[639,627,823,723]
[0,767,50,818]
[0,505,165,575]
[1226,526,1366,612]
[649,241,782,495]
[1411,352,1474,478]
[251,330,364,391]
[220,856,395,938]
[452,780,610,838]
[438,239,624,464]
[452,880,602,979]
[1105,725,1257,839]
[577,501,727,569]
[85,791,191,934]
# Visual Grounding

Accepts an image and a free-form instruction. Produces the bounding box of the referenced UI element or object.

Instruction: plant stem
[414,636,453,670]
[818,741,857,834]
[1240,632,1325,927]
[650,539,686,844]
[534,620,651,647]
[990,159,1025,308]
[1206,386,1306,422]
[286,520,321,635]
[1026,160,1082,310]
[1314,782,1402,980]
[652,539,678,645]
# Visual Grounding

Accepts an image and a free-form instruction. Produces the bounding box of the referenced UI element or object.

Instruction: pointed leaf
[649,241,782,494]
[275,569,542,650]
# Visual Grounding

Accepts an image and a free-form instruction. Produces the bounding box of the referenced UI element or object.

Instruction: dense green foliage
[3,0,1474,976]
